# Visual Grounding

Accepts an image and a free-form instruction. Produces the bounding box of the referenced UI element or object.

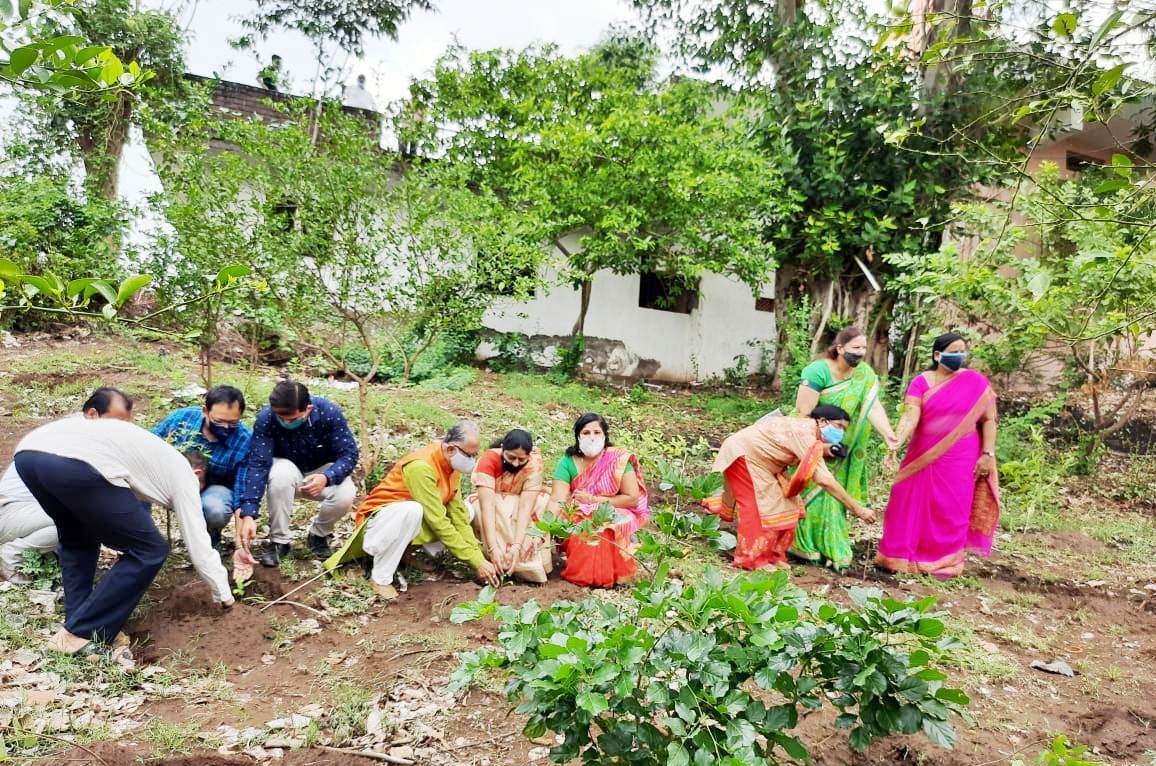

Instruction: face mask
[843,352,864,367]
[938,352,968,372]
[820,424,845,445]
[501,459,521,474]
[207,421,236,442]
[578,436,605,457]
[277,415,307,430]
[450,450,477,474]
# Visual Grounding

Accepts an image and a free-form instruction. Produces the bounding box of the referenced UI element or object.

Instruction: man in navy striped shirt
[237,381,360,566]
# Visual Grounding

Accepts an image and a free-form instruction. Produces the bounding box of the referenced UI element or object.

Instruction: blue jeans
[202,485,233,547]
[14,451,169,643]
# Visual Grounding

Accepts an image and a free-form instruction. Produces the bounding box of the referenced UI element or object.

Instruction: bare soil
[5,334,1155,765]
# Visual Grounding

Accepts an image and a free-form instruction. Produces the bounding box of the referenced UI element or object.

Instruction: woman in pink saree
[877,333,1001,578]
[548,413,650,588]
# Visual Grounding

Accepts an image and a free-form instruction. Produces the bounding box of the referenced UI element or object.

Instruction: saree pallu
[560,448,650,588]
[877,369,1000,577]
[792,364,879,569]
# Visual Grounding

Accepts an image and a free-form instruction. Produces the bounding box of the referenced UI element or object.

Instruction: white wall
[481,241,777,383]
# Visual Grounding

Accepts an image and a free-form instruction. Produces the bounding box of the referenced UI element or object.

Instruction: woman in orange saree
[712,406,876,570]
[877,333,1000,578]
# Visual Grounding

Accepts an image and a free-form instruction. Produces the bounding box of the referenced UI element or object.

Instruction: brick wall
[183,74,381,139]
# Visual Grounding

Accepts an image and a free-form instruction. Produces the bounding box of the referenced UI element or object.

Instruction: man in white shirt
[0,387,134,583]
[13,418,234,655]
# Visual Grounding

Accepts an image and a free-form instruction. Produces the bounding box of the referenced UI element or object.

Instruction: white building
[479,237,778,383]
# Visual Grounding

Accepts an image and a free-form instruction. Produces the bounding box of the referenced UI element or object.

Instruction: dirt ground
[2,333,1155,766]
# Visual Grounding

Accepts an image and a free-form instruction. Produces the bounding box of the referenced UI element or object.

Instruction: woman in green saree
[792,327,898,570]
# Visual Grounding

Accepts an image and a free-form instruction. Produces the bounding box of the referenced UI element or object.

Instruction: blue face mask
[821,424,845,445]
[277,415,307,430]
[207,421,236,442]
[938,352,968,372]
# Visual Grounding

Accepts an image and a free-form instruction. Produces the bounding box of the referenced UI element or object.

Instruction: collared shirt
[152,406,253,510]
[238,396,359,518]
[15,418,232,603]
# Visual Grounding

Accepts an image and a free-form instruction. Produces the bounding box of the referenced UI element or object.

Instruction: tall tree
[632,0,1023,378]
[150,103,542,470]
[22,0,186,200]
[418,37,788,337]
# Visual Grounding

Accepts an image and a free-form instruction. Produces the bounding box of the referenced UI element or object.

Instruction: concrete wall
[480,239,777,383]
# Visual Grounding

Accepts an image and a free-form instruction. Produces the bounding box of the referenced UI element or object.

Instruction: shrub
[452,570,968,765]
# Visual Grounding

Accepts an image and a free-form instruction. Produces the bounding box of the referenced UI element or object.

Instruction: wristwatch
[982,450,995,457]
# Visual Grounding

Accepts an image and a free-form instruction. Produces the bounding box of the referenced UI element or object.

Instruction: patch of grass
[267,615,299,653]
[326,681,375,745]
[317,576,375,616]
[942,619,1020,684]
[140,719,201,756]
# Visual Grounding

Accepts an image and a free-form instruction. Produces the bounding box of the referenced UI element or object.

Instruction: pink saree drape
[561,448,650,588]
[877,369,999,577]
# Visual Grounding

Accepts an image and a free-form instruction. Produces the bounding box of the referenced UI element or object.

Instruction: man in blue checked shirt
[236,381,360,567]
[152,386,252,549]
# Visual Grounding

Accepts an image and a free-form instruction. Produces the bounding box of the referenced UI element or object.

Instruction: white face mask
[578,435,605,457]
[449,449,477,474]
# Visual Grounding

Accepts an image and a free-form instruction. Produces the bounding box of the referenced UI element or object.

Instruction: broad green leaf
[577,691,608,716]
[935,687,970,705]
[1091,63,1126,97]
[0,259,20,279]
[921,717,957,749]
[7,44,39,77]
[22,275,57,297]
[1094,177,1129,194]
[898,704,923,734]
[849,726,873,751]
[771,732,808,760]
[914,618,944,638]
[667,742,690,766]
[1051,13,1077,38]
[115,274,151,306]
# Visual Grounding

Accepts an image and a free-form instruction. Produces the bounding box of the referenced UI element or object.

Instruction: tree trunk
[77,94,134,201]
[357,378,375,474]
[571,277,593,337]
[810,280,836,356]
[770,263,799,390]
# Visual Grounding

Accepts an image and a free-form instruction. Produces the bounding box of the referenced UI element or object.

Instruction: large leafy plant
[452,569,967,765]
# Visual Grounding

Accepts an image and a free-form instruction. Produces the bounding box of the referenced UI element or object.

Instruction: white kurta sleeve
[166,460,234,605]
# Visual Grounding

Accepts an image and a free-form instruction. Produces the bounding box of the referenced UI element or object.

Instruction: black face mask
[843,352,864,367]
[501,459,521,474]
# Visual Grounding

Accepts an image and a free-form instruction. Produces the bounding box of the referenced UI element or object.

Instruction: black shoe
[307,533,332,559]
[209,529,222,550]
[259,542,291,567]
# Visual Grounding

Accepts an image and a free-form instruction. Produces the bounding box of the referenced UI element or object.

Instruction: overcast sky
[150,0,639,108]
[107,1,638,248]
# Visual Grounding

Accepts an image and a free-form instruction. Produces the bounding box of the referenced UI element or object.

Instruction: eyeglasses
[453,444,479,459]
[208,416,241,428]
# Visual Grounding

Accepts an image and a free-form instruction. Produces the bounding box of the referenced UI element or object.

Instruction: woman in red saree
[877,333,1001,578]
[548,413,650,588]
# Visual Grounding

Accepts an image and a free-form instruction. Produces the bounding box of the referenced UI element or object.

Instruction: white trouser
[362,501,424,586]
[0,499,59,576]
[266,458,357,544]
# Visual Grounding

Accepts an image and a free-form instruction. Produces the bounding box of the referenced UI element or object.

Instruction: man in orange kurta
[713,406,875,570]
[352,421,500,600]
